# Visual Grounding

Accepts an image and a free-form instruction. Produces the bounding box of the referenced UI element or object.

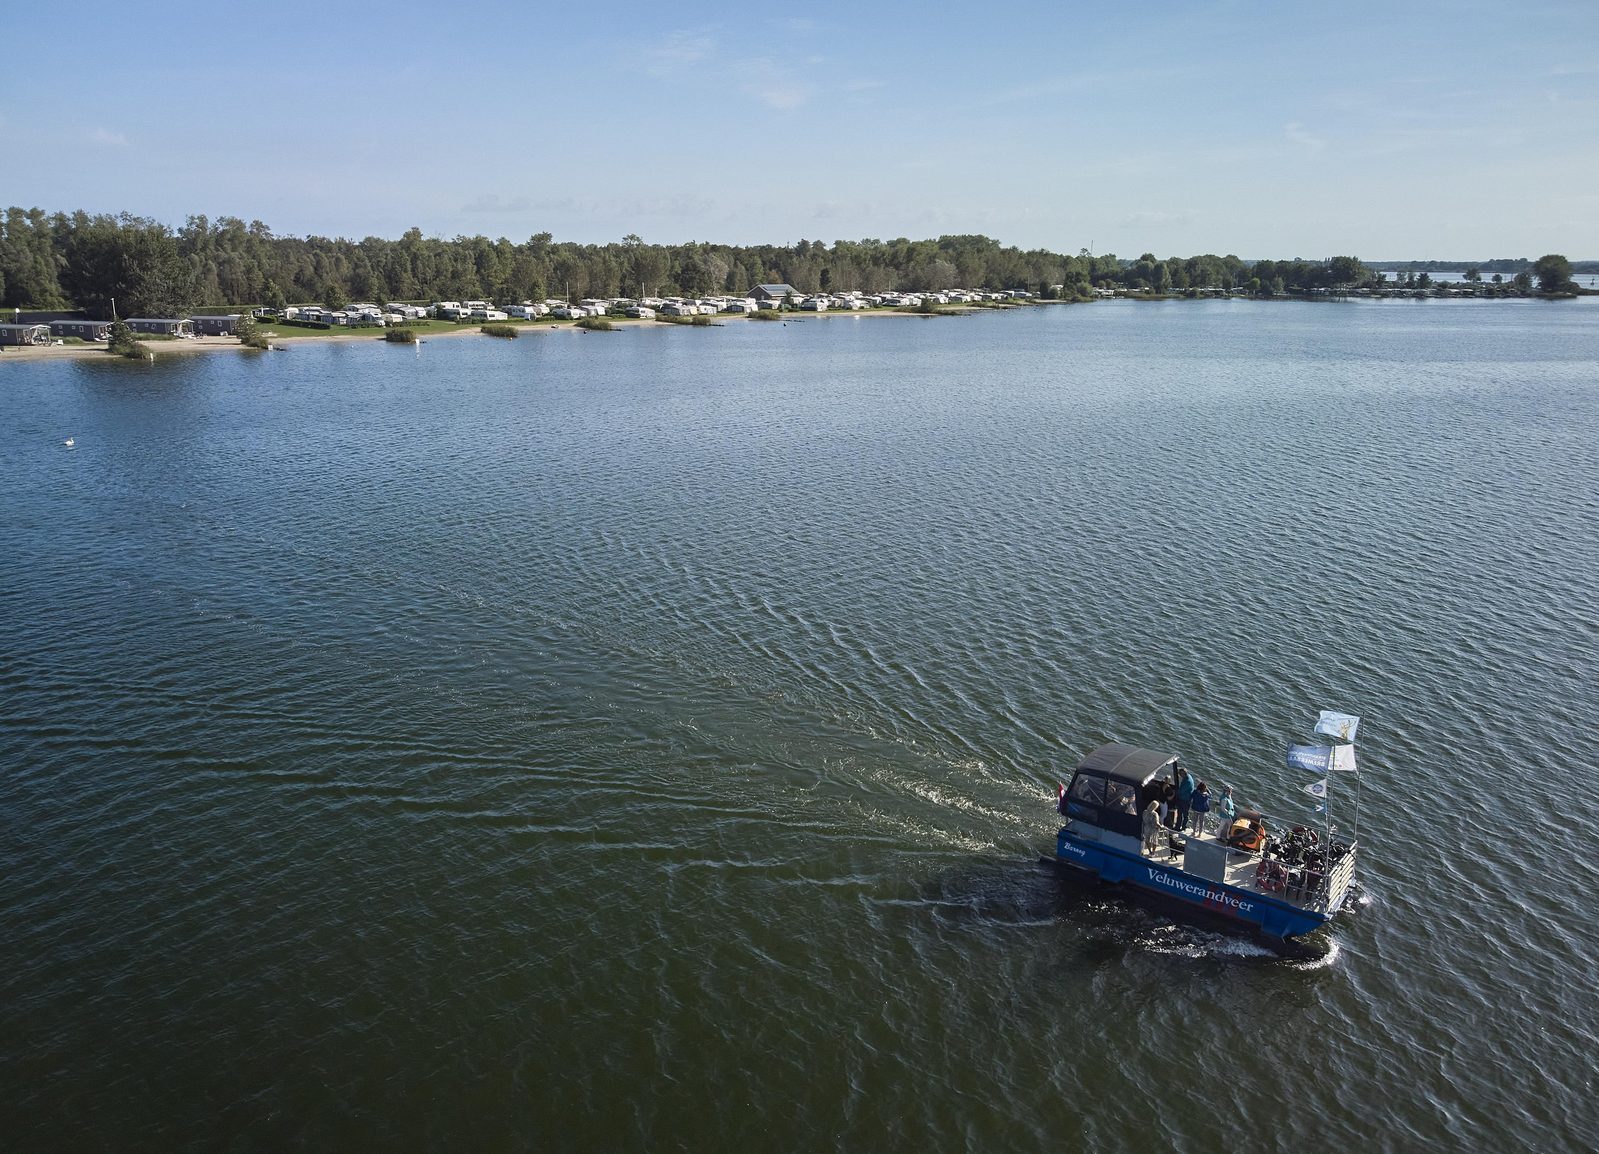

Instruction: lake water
[3,300,1596,1151]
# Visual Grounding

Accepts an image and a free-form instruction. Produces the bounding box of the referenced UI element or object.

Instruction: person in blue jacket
[1174,766,1195,830]
[1189,780,1212,836]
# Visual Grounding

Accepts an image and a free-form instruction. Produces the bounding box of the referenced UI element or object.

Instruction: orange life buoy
[1255,860,1287,893]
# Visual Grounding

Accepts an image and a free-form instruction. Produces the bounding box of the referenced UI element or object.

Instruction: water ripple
[2,302,1596,1150]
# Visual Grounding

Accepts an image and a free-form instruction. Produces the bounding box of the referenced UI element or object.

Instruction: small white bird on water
[63,438,75,448]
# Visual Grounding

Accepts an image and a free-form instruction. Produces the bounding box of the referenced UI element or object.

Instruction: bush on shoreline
[480,323,519,339]
[748,309,782,321]
[106,321,151,360]
[385,328,418,343]
[235,313,270,349]
[575,316,614,331]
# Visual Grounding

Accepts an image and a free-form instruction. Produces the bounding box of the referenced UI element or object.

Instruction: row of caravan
[0,316,239,345]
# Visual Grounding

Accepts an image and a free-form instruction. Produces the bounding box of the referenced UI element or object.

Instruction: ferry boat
[1051,736,1360,940]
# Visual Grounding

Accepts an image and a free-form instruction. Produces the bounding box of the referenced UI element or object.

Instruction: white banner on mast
[1288,743,1358,773]
[1314,710,1361,743]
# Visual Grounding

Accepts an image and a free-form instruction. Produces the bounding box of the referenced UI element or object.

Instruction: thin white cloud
[1349,124,1481,159]
[977,67,1195,109]
[1284,121,1325,151]
[843,78,885,93]
[739,57,811,110]
[615,192,720,219]
[644,30,717,78]
[1122,210,1192,228]
[521,193,721,223]
[90,127,129,148]
[462,193,532,214]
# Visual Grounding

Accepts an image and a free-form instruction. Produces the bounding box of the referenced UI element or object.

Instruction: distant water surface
[2,299,1596,1150]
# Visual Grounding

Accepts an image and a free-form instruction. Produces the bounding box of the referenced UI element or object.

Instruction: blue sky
[5,1,1596,258]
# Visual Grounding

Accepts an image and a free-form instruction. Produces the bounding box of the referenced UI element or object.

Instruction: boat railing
[1205,833,1356,912]
[1281,840,1358,913]
[1321,841,1359,912]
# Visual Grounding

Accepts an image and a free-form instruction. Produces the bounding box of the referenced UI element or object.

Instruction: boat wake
[1126,919,1342,966]
[1131,923,1283,961]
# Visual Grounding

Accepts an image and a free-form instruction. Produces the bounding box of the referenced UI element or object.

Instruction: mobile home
[190,314,242,336]
[0,323,51,345]
[49,319,113,341]
[126,318,194,337]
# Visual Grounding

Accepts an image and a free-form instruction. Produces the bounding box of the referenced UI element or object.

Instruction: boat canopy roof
[1075,742,1179,786]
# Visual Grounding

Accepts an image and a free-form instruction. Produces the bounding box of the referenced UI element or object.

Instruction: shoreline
[2,295,1587,365]
[0,306,972,363]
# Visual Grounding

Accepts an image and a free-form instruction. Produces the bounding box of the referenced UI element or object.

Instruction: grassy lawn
[262,320,437,339]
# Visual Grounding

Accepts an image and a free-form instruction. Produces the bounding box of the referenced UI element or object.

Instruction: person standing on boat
[1142,799,1162,855]
[1216,784,1236,832]
[1174,766,1195,830]
[1190,781,1211,836]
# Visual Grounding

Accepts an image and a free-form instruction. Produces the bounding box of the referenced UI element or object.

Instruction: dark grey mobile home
[0,322,51,345]
[190,314,242,336]
[126,318,194,336]
[50,319,113,341]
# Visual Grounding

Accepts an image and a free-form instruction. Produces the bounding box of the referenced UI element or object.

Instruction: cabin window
[1103,780,1139,815]
[1068,775,1105,806]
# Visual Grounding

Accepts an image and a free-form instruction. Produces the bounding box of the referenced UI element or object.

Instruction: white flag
[1332,745,1358,773]
[1302,778,1328,800]
[1314,711,1360,742]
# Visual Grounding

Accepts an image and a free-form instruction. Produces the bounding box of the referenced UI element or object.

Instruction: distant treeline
[0,205,1506,319]
[1370,258,1599,274]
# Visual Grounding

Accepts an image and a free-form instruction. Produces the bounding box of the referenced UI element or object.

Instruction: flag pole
[1351,744,1361,852]
[1324,771,1334,907]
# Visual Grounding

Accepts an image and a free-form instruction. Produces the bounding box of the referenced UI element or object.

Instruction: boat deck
[1145,828,1325,908]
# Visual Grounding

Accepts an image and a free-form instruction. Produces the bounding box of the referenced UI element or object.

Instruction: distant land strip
[1,208,1592,325]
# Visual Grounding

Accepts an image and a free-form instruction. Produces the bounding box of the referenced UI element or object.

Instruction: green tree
[1462,266,1482,282]
[1327,256,1365,285]
[107,320,150,359]
[1532,254,1574,293]
[60,214,193,318]
[324,281,348,311]
[234,311,269,349]
[1,208,61,307]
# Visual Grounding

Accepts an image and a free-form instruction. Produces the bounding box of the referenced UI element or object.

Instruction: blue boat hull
[1055,829,1328,940]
